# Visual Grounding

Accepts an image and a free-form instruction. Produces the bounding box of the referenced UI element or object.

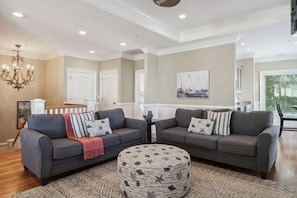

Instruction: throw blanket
[62,113,104,160]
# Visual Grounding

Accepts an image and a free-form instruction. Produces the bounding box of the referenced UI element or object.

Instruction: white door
[100,69,118,110]
[67,68,96,104]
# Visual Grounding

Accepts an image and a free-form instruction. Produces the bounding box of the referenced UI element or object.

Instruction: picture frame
[176,70,209,98]
[17,101,31,129]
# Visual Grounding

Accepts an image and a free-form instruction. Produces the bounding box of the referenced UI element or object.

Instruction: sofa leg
[23,165,28,171]
[40,178,50,186]
[260,172,268,179]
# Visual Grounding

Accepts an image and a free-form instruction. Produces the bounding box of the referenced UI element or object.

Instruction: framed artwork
[17,101,31,129]
[177,70,209,98]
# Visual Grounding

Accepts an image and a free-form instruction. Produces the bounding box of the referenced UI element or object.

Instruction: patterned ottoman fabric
[117,144,191,198]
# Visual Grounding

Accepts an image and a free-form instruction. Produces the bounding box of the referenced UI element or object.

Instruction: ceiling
[0,0,294,62]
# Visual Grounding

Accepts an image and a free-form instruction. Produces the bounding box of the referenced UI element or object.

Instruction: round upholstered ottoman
[117,144,191,198]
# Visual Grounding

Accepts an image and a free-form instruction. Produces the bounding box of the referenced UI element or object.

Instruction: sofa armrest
[156,118,177,143]
[20,128,53,182]
[125,118,147,143]
[256,125,279,174]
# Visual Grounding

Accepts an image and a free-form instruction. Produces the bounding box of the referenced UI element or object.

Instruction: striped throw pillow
[207,111,232,136]
[70,112,95,138]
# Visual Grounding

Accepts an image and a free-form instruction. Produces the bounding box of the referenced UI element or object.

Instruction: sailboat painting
[176,70,209,98]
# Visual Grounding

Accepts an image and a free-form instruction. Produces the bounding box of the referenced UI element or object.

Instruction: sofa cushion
[175,108,204,128]
[230,111,273,136]
[186,134,222,150]
[161,126,188,144]
[188,117,214,135]
[112,128,141,143]
[85,118,112,137]
[28,114,66,139]
[95,108,125,129]
[52,138,83,159]
[217,134,257,157]
[101,134,121,149]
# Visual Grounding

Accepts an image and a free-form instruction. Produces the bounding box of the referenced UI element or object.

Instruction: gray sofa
[20,108,147,185]
[156,108,279,178]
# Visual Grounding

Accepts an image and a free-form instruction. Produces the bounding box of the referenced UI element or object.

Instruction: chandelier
[1,44,35,91]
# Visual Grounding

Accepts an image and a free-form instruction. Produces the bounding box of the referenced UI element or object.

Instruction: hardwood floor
[1,130,297,198]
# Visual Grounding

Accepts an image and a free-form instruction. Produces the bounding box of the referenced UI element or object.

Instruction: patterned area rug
[11,160,297,198]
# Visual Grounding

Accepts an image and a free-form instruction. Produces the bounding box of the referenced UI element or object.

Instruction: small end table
[147,121,156,143]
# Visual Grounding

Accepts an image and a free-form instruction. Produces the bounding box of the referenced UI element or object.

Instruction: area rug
[11,160,297,198]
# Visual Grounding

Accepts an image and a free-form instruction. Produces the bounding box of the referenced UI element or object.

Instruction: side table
[147,121,156,143]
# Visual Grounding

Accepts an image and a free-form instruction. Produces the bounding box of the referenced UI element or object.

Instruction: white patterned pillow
[188,117,214,135]
[70,112,95,138]
[207,111,232,136]
[85,118,112,137]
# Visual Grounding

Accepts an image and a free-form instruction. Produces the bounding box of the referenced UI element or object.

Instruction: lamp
[153,0,181,7]
[1,44,35,91]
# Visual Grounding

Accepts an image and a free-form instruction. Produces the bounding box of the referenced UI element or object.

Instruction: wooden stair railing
[45,103,87,114]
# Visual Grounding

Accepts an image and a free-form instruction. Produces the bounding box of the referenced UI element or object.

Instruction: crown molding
[255,53,297,63]
[158,35,237,56]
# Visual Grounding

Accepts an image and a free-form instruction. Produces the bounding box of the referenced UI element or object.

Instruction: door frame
[66,67,97,103]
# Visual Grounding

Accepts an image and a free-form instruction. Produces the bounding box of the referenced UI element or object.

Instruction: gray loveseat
[156,108,279,178]
[20,108,146,185]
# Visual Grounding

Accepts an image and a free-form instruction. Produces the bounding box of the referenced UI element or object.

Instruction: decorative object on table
[17,101,31,129]
[176,70,209,98]
[153,0,181,7]
[143,110,153,122]
[1,44,35,91]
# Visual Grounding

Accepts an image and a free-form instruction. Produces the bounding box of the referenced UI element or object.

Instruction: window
[236,66,243,93]
[260,69,297,113]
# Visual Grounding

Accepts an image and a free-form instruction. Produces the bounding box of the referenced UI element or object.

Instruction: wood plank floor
[0,130,297,198]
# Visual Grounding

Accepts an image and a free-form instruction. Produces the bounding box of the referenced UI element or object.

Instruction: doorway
[100,69,118,110]
[134,69,145,118]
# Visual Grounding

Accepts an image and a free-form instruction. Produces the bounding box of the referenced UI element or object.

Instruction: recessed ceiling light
[78,30,87,35]
[179,14,186,19]
[89,50,95,54]
[120,42,127,46]
[12,12,24,18]
[240,42,246,46]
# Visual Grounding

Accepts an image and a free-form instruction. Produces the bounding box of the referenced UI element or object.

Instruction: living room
[1,0,297,197]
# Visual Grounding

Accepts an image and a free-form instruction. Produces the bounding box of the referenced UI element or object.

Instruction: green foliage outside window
[265,74,297,113]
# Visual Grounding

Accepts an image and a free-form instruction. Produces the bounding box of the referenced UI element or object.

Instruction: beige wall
[45,56,64,106]
[0,54,46,142]
[157,43,236,106]
[144,53,159,104]
[121,59,134,103]
[134,59,144,70]
[236,58,255,107]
